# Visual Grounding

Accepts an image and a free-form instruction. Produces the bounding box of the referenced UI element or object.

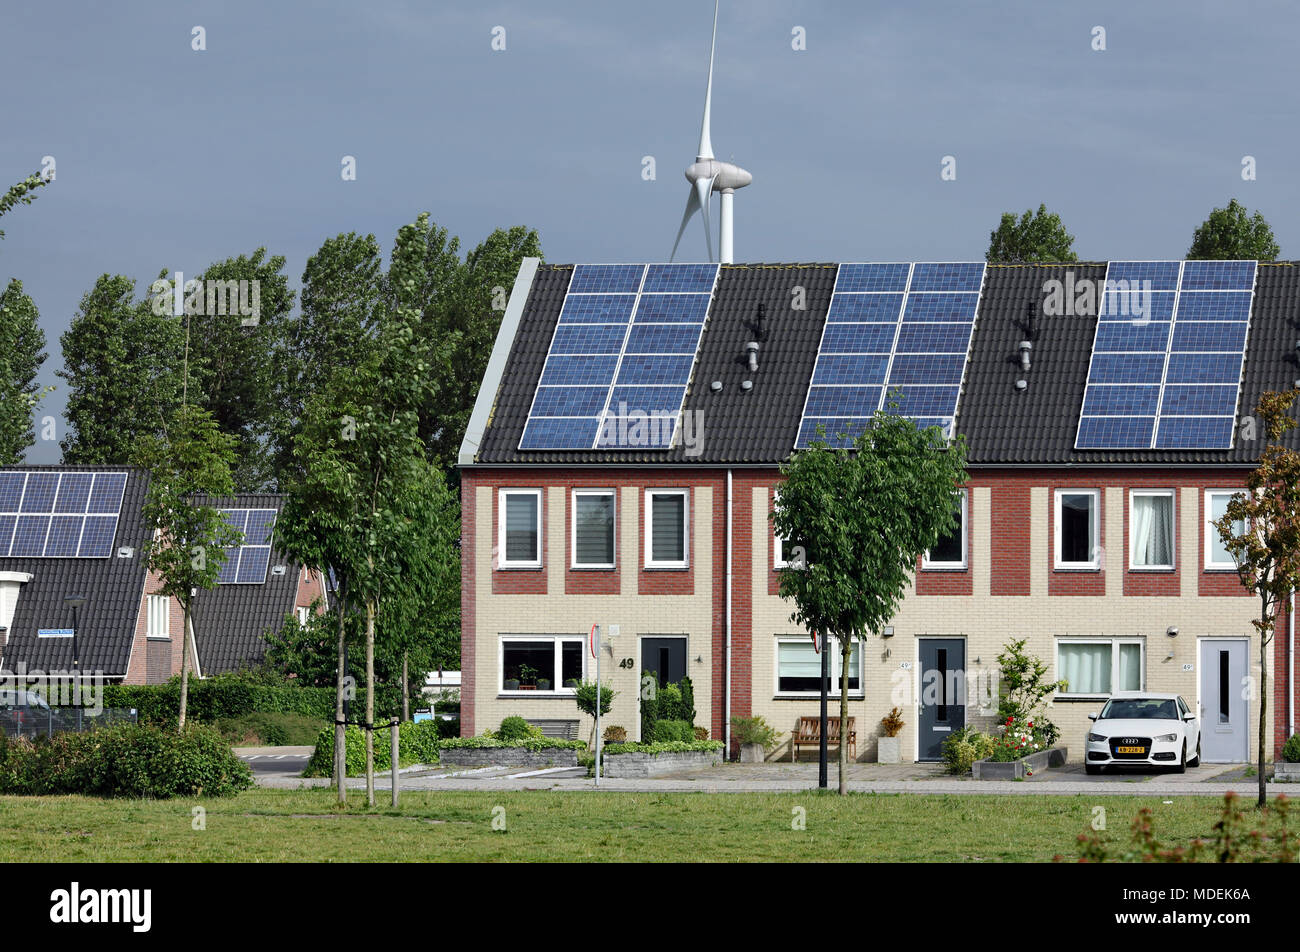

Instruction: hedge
[440,737,587,752]
[103,680,336,726]
[0,723,252,798]
[302,722,443,778]
[603,740,724,756]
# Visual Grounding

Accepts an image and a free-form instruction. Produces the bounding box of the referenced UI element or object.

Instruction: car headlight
[1087,732,1107,743]
[1155,732,1178,743]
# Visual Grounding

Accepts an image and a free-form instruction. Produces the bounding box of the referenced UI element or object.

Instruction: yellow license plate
[1116,746,1145,754]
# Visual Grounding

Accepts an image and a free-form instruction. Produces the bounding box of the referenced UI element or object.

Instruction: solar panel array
[216,509,276,584]
[796,262,986,448]
[0,471,127,559]
[1075,260,1258,450]
[519,263,720,450]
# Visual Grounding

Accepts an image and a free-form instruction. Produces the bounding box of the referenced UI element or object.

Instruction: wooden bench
[527,719,580,740]
[791,716,856,762]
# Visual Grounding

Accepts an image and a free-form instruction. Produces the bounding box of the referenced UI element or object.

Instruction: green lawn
[0,789,1260,862]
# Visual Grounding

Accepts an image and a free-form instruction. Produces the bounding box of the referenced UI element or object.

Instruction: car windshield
[1102,698,1178,720]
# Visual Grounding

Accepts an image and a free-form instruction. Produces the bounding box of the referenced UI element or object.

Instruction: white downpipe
[719,189,734,264]
[724,470,733,758]
[1290,590,1295,740]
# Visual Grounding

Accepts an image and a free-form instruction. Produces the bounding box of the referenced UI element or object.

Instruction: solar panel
[215,508,276,584]
[519,263,720,451]
[0,471,126,558]
[796,262,986,448]
[1075,260,1258,450]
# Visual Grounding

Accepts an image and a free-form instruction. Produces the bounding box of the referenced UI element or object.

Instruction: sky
[3,0,1298,463]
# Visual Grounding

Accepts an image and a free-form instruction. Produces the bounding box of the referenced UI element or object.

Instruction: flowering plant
[989,715,1050,762]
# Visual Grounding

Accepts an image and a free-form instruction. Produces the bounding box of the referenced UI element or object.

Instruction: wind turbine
[669,0,751,264]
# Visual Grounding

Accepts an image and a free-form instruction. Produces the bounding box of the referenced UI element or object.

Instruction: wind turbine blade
[670,185,702,263]
[697,0,718,160]
[697,173,717,263]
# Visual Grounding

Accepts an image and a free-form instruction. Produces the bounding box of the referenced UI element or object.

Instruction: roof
[0,465,151,676]
[467,261,1300,468]
[189,494,301,675]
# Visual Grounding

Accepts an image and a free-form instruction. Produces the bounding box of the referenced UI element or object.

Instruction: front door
[918,638,966,761]
[1199,639,1249,763]
[641,637,687,689]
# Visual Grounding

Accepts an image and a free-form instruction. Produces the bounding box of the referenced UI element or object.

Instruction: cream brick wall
[472,484,714,742]
[748,482,1263,763]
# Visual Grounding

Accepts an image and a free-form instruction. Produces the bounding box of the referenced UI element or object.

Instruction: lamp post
[63,595,86,732]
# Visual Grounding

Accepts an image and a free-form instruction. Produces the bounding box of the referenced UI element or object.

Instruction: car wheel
[1174,743,1186,774]
[1085,763,1101,776]
[1189,736,1201,768]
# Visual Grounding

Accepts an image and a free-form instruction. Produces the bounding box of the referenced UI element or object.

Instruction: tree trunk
[334,590,347,806]
[177,602,191,731]
[402,651,409,722]
[365,596,376,808]
[1259,633,1269,808]
[838,637,851,795]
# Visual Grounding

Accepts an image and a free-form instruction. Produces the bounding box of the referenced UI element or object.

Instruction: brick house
[0,468,325,685]
[457,258,1300,764]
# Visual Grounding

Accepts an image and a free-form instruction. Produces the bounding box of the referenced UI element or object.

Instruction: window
[923,489,967,569]
[498,489,542,568]
[500,637,583,693]
[1205,490,1245,570]
[146,595,169,639]
[645,489,688,568]
[775,637,861,697]
[296,606,311,626]
[1057,639,1143,697]
[773,490,791,569]
[1129,490,1174,570]
[571,490,615,569]
[1054,489,1100,569]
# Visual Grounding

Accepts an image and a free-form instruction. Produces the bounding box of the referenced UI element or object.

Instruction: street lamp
[63,595,86,730]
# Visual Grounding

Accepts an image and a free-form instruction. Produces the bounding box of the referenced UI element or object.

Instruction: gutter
[458,257,540,468]
[724,469,732,759]
[1290,590,1295,741]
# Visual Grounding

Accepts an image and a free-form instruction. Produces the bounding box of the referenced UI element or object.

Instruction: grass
[0,789,1267,862]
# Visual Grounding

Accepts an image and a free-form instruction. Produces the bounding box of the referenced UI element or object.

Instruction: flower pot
[739,742,766,763]
[1275,761,1300,781]
[503,679,520,691]
[877,735,902,764]
[537,680,551,691]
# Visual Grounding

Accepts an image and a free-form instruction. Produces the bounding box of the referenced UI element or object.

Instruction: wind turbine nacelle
[685,159,752,192]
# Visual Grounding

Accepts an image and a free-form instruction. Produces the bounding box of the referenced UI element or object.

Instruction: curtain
[1060,642,1112,694]
[1132,494,1172,567]
[1117,643,1142,691]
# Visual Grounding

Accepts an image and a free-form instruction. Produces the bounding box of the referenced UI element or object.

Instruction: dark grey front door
[642,637,687,689]
[919,638,966,761]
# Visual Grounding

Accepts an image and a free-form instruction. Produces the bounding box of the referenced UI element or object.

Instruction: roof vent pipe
[746,341,759,372]
[1019,340,1032,372]
[1015,378,1027,391]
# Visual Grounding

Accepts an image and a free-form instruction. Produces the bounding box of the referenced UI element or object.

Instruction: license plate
[1116,745,1145,754]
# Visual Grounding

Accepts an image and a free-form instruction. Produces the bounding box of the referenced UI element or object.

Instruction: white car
[1084,692,1201,774]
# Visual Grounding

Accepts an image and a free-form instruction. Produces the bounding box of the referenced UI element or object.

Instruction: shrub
[439,737,586,751]
[652,719,693,743]
[0,723,252,798]
[215,712,327,747]
[995,639,1063,746]
[302,722,442,778]
[603,740,724,756]
[693,726,709,741]
[436,717,461,740]
[603,725,627,744]
[730,714,779,749]
[941,726,995,775]
[880,707,905,738]
[1283,734,1300,764]
[496,716,542,742]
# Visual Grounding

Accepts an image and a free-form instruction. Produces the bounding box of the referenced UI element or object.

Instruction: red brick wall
[638,483,693,596]
[990,483,1031,595]
[1121,484,1180,597]
[490,481,547,596]
[915,489,974,596]
[565,487,621,595]
[123,568,185,685]
[296,565,327,615]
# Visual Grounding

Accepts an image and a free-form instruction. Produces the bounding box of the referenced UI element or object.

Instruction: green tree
[985,204,1077,263]
[1188,199,1279,261]
[772,408,969,794]
[1213,390,1300,807]
[59,275,184,464]
[0,173,50,242]
[0,279,48,463]
[133,403,242,729]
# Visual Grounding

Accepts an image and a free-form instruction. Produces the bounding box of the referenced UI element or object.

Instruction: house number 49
[618,658,634,669]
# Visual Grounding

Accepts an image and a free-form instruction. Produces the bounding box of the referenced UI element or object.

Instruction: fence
[0,707,138,740]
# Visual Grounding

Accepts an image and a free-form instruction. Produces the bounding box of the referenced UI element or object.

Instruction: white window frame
[773,489,790,569]
[923,489,968,570]
[570,489,616,570]
[645,488,689,569]
[497,488,542,569]
[296,606,311,626]
[1204,489,1245,571]
[498,635,584,696]
[146,594,170,640]
[1128,489,1176,571]
[774,635,864,699]
[1054,488,1101,570]
[1055,637,1145,699]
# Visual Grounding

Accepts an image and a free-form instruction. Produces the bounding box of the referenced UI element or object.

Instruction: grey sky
[3,1,1296,463]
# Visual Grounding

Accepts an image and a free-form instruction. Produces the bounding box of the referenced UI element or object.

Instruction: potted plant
[503,678,520,691]
[730,714,778,763]
[1279,733,1300,781]
[518,664,538,690]
[603,725,627,744]
[878,707,905,763]
[537,678,551,691]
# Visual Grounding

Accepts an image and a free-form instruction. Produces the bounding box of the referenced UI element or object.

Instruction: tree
[1188,199,1279,261]
[985,204,1077,263]
[0,279,48,464]
[133,403,242,730]
[772,408,969,794]
[0,173,50,243]
[1212,390,1300,807]
[59,274,184,464]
